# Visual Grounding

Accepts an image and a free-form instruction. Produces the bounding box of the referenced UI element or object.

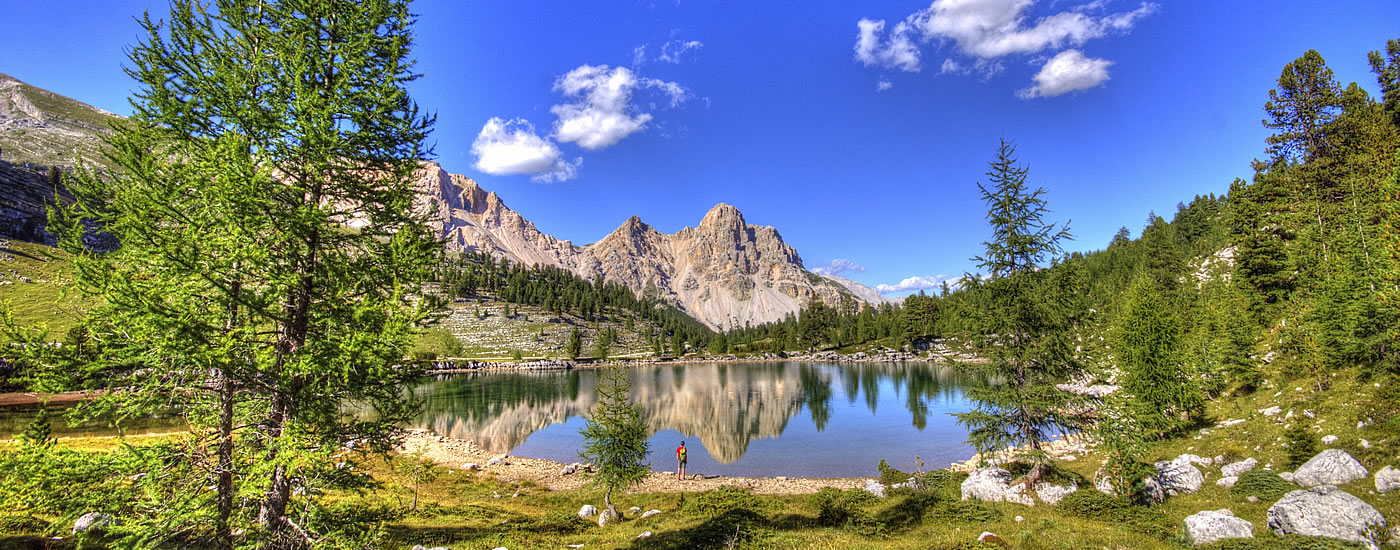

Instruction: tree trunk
[216,368,235,550]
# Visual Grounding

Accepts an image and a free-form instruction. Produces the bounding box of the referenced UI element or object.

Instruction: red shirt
[676,446,687,461]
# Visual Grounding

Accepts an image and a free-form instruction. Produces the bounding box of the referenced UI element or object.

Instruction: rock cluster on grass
[1291,449,1368,488]
[960,467,1034,506]
[1221,458,1257,477]
[1266,485,1386,550]
[1183,509,1254,545]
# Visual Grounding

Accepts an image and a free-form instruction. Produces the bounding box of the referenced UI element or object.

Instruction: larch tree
[953,138,1087,485]
[4,0,438,546]
[578,366,650,523]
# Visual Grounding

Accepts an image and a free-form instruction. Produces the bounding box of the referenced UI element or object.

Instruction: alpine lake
[2,361,991,478]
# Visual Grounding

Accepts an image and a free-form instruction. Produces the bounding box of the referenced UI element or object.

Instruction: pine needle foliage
[578,366,650,519]
[2,0,438,546]
[954,138,1087,483]
[1116,272,1203,439]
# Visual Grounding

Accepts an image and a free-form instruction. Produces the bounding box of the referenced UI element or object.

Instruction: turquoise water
[409,362,989,477]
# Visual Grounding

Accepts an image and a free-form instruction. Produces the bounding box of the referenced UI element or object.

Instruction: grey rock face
[1157,460,1204,495]
[1375,466,1399,494]
[1184,509,1254,545]
[1267,486,1386,550]
[960,467,1034,506]
[577,505,598,519]
[1035,482,1078,505]
[1221,458,1258,478]
[72,512,112,534]
[1292,449,1368,488]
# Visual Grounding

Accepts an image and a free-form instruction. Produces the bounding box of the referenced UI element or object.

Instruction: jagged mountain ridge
[412,162,880,329]
[0,72,118,169]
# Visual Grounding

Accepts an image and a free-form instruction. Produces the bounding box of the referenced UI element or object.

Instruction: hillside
[0,72,117,169]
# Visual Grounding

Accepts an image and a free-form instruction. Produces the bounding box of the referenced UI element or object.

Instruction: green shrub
[1284,423,1319,468]
[685,486,761,518]
[931,500,1001,523]
[812,488,882,535]
[1201,534,1368,550]
[1232,470,1296,501]
[1058,489,1172,538]
[0,515,49,535]
[876,458,912,487]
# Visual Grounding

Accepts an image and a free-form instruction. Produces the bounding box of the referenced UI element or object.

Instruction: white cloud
[550,64,687,150]
[812,259,867,276]
[632,45,647,67]
[658,40,703,63]
[876,79,894,91]
[1017,49,1111,98]
[875,274,960,294]
[855,18,922,72]
[471,117,580,182]
[913,0,1157,58]
[855,0,1155,94]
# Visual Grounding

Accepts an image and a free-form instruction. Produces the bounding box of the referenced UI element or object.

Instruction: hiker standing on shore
[676,441,687,480]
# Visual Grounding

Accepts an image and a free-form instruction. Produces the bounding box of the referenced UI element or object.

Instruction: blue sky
[3,1,1397,296]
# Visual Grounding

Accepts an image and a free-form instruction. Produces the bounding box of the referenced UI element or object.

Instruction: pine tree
[578,366,649,521]
[1369,38,1400,129]
[567,326,583,360]
[954,138,1086,484]
[671,332,685,357]
[4,1,439,545]
[1116,272,1202,439]
[1264,50,1343,164]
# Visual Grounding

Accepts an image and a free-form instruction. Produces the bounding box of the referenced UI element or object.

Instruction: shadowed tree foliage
[2,0,438,546]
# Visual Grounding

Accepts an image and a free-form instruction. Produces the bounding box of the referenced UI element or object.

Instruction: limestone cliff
[412,162,874,329]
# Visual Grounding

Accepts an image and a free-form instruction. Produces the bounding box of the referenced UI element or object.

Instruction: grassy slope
[0,240,86,339]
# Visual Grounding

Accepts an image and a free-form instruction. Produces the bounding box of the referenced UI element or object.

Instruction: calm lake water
[410,361,988,478]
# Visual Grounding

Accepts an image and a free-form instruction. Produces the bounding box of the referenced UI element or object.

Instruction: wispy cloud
[812,259,867,276]
[876,79,894,91]
[854,0,1157,97]
[551,64,688,150]
[875,274,960,294]
[658,40,704,63]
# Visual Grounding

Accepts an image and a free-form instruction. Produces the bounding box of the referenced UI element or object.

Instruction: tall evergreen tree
[1369,38,1400,129]
[578,366,649,522]
[954,138,1086,484]
[3,0,439,546]
[1116,272,1202,439]
[1263,50,1343,164]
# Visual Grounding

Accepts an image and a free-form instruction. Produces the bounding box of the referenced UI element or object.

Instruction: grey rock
[960,467,1034,506]
[1246,496,1259,503]
[635,531,652,539]
[486,456,508,467]
[1267,486,1386,550]
[1216,476,1238,488]
[1321,435,1338,445]
[560,464,577,476]
[461,463,480,471]
[1221,458,1258,478]
[1174,454,1213,467]
[597,507,619,528]
[1157,460,1204,495]
[1279,471,1297,483]
[1218,418,1246,427]
[1293,449,1368,487]
[1035,482,1078,505]
[862,479,886,498]
[1375,466,1399,494]
[1184,509,1254,545]
[641,509,662,519]
[1260,406,1283,417]
[72,512,112,534]
[578,505,598,519]
[629,506,642,515]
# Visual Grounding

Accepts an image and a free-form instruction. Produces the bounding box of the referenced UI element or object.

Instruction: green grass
[0,240,89,339]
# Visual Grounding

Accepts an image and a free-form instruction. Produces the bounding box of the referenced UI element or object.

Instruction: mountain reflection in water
[408,362,989,477]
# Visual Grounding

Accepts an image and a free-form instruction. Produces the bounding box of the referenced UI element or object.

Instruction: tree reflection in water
[401,362,989,467]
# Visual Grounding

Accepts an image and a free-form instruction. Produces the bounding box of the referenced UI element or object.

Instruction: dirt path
[400,430,870,495]
[0,390,102,407]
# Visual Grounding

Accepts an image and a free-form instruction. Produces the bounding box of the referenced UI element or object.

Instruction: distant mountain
[0,74,887,328]
[0,72,118,169]
[412,163,883,329]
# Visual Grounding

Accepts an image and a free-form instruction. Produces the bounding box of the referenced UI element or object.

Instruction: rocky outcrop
[411,165,867,330]
[1184,509,1253,545]
[1292,449,1368,488]
[1156,459,1204,495]
[0,72,117,170]
[1267,486,1386,550]
[961,467,1034,506]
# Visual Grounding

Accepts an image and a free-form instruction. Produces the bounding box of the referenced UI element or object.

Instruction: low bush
[812,488,882,535]
[685,485,762,518]
[1231,470,1296,501]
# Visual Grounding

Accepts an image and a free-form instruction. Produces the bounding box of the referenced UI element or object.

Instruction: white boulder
[1292,449,1368,488]
[1267,486,1386,550]
[1184,509,1254,545]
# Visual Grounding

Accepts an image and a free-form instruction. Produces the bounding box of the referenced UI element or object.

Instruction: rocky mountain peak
[698,202,744,229]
